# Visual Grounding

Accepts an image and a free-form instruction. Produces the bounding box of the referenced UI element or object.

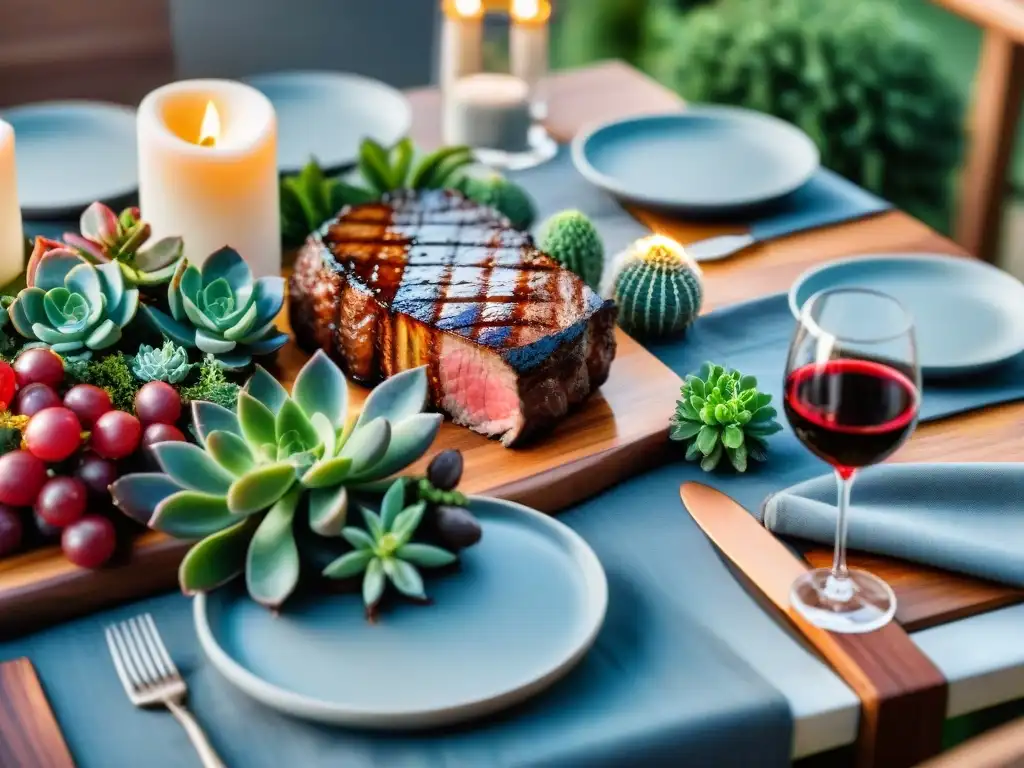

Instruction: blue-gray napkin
[763,464,1024,586]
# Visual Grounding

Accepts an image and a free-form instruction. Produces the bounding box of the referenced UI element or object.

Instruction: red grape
[0,450,48,507]
[61,515,116,569]
[0,361,14,411]
[35,476,87,528]
[134,381,182,426]
[63,384,112,427]
[14,348,64,388]
[75,453,119,498]
[14,383,62,417]
[33,510,62,541]
[23,407,82,462]
[90,410,142,459]
[142,422,186,447]
[0,505,23,557]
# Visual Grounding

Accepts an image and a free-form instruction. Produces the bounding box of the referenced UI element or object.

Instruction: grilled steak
[289,190,617,446]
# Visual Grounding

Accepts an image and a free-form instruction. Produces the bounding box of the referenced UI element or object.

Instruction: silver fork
[105,613,226,768]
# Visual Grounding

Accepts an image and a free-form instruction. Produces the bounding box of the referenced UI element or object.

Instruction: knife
[679,482,945,768]
[684,234,758,263]
[0,657,75,767]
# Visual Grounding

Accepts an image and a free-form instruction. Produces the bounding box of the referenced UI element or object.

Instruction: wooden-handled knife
[0,657,75,768]
[679,482,945,768]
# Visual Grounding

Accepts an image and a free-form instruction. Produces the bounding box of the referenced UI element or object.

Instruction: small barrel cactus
[9,242,139,359]
[64,202,184,288]
[140,246,288,369]
[538,210,604,289]
[111,352,445,611]
[132,340,193,384]
[460,173,536,230]
[609,235,702,338]
[670,362,782,472]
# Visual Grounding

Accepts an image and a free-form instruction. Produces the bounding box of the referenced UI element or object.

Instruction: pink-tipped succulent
[64,202,183,288]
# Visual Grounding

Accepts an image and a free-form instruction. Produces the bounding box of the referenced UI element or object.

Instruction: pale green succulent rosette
[132,340,193,384]
[110,351,444,610]
[8,247,140,359]
[140,246,288,370]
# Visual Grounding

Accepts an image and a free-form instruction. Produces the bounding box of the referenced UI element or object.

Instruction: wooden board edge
[0,657,75,768]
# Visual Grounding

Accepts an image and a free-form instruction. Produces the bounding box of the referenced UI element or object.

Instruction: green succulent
[538,210,603,289]
[110,351,444,610]
[280,160,379,248]
[670,362,782,472]
[0,295,19,356]
[64,202,184,287]
[359,138,476,196]
[643,0,963,227]
[610,237,702,339]
[9,246,139,359]
[459,173,536,230]
[132,340,193,384]
[322,478,457,612]
[416,476,467,507]
[139,246,288,370]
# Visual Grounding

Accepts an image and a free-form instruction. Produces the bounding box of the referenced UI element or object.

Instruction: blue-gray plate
[242,71,412,175]
[1,100,138,219]
[194,496,607,729]
[789,253,1024,376]
[571,108,819,216]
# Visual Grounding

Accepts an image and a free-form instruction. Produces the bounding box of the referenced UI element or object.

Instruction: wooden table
[409,61,1024,760]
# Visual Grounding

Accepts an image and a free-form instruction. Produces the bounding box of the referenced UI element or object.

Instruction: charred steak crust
[289,190,618,446]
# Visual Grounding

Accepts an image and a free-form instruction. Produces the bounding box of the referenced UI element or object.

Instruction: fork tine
[127,617,163,684]
[135,615,170,680]
[116,620,155,687]
[143,613,181,679]
[107,624,144,692]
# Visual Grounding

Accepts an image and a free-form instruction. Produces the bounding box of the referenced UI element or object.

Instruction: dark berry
[0,505,24,557]
[61,515,116,569]
[35,476,88,528]
[33,510,62,541]
[75,453,119,498]
[63,384,113,427]
[23,407,82,462]
[0,450,48,507]
[13,348,64,388]
[134,382,181,426]
[14,383,62,417]
[427,449,464,491]
[90,411,142,459]
[433,504,481,550]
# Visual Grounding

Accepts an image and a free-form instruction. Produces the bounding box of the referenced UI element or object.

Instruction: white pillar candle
[510,0,551,116]
[443,73,532,153]
[0,121,23,287]
[137,79,280,277]
[439,0,484,94]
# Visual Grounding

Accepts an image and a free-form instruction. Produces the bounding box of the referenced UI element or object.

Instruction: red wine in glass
[784,359,919,477]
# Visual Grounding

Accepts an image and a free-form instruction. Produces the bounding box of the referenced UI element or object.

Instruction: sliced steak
[289,190,617,446]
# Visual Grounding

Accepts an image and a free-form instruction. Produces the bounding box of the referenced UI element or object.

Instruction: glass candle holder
[439,0,556,171]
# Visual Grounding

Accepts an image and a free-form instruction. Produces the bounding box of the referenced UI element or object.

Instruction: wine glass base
[791,568,897,634]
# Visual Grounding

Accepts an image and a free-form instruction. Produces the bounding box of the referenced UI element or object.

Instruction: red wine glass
[783,287,921,633]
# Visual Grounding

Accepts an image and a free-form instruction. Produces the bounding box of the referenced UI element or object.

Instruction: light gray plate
[571,108,819,216]
[790,253,1024,376]
[242,70,412,174]
[2,101,138,219]
[194,496,607,729]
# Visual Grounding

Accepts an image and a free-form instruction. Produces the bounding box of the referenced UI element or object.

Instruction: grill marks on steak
[289,190,617,446]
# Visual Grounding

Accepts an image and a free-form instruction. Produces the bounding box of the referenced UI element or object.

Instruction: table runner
[5,149,1022,768]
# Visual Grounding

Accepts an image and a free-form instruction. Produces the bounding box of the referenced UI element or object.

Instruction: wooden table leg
[956,30,1024,264]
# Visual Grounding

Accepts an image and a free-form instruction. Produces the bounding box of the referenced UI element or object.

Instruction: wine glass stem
[825,469,855,603]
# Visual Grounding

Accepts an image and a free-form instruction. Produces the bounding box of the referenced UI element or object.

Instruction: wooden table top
[409,61,1020,468]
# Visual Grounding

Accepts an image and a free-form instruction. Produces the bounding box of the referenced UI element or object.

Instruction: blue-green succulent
[132,340,193,384]
[9,244,139,359]
[139,247,288,369]
[110,351,444,610]
[610,236,703,339]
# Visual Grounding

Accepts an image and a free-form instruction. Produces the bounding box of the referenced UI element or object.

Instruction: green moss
[65,352,141,413]
[179,354,242,411]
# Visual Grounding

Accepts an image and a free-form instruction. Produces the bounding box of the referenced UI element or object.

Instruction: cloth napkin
[762,463,1024,586]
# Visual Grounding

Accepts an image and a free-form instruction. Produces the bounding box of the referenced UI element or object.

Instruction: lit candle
[439,0,485,93]
[137,79,280,277]
[509,0,551,117]
[443,73,531,153]
[0,120,22,286]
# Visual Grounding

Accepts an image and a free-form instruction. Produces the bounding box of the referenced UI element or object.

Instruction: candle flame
[453,0,482,16]
[198,101,220,148]
[511,0,547,21]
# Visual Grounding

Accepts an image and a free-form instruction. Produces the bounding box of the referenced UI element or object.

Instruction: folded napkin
[762,463,1024,586]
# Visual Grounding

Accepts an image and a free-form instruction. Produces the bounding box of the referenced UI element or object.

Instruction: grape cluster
[0,349,187,569]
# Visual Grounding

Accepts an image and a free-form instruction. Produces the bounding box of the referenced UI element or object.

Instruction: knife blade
[684,233,757,263]
[679,482,946,768]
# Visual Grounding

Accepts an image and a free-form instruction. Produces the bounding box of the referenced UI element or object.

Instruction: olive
[427,449,464,491]
[434,504,482,550]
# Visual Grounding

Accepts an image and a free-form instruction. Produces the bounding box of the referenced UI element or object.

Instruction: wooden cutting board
[0,658,75,767]
[0,326,684,637]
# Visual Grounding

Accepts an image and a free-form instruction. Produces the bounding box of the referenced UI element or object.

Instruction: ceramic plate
[242,71,412,174]
[789,253,1024,376]
[571,108,819,216]
[2,101,138,219]
[194,496,607,729]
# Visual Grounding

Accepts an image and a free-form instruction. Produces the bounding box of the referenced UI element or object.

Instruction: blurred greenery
[553,0,967,232]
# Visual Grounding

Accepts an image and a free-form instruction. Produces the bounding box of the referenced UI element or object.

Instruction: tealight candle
[443,73,532,153]
[0,120,23,286]
[509,0,551,117]
[439,0,485,93]
[137,79,280,276]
